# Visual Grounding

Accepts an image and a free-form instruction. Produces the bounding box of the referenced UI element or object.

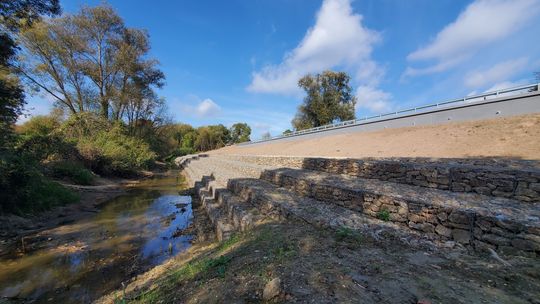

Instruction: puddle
[0,173,193,303]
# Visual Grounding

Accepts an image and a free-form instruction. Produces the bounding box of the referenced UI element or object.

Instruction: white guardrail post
[257,83,538,142]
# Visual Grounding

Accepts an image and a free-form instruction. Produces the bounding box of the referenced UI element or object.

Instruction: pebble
[263,277,282,300]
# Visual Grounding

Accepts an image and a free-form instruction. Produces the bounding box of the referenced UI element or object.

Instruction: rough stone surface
[263,278,282,300]
[180,154,540,256]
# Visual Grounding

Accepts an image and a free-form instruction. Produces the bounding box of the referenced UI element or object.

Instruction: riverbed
[0,172,194,303]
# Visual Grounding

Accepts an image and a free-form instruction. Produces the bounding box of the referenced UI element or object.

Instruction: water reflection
[0,173,193,303]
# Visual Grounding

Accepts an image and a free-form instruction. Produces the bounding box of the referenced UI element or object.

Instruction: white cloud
[356,86,392,113]
[179,97,221,118]
[464,57,529,88]
[195,98,221,117]
[485,80,525,92]
[247,0,382,96]
[405,0,540,77]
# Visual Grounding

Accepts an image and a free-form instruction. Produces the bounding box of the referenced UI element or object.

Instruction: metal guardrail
[248,82,539,144]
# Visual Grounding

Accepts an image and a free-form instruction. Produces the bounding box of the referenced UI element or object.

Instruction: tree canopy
[17,4,164,123]
[230,122,251,143]
[0,0,60,148]
[292,70,356,131]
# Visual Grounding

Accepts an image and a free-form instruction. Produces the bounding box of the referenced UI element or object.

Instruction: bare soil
[215,113,540,161]
[97,215,540,304]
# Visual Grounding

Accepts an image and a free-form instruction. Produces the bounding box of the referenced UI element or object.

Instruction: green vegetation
[292,70,356,131]
[49,161,94,185]
[377,209,391,221]
[127,225,300,303]
[0,151,79,214]
[229,123,251,143]
[335,227,363,247]
[0,3,250,215]
[283,129,293,135]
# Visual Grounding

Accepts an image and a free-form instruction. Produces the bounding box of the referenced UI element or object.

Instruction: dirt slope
[215,113,540,160]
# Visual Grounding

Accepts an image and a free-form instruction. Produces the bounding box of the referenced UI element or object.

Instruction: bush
[17,115,60,136]
[49,161,94,185]
[0,152,79,214]
[77,125,156,176]
[16,133,78,162]
[164,147,195,162]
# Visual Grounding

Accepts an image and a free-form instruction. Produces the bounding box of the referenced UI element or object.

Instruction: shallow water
[0,173,193,303]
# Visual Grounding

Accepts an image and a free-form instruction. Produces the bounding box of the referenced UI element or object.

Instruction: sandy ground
[215,113,540,161]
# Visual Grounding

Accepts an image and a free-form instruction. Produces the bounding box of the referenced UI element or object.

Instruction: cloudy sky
[22,0,540,138]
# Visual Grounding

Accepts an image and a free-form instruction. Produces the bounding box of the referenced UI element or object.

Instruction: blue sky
[23,0,540,138]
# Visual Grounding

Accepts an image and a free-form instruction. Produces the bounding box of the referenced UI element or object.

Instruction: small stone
[530,182,540,192]
[474,187,492,195]
[511,238,540,251]
[448,211,471,224]
[408,214,425,223]
[482,234,511,246]
[435,225,452,238]
[409,222,435,233]
[451,229,471,244]
[437,212,448,221]
[263,278,282,300]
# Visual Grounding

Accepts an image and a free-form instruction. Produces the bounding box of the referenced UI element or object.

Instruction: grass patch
[335,227,363,248]
[133,254,233,303]
[217,233,242,252]
[50,161,94,185]
[377,209,390,221]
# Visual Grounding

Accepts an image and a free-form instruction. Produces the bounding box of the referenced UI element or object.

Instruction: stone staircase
[178,154,540,257]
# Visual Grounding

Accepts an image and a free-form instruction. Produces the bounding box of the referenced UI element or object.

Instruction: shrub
[16,133,78,162]
[0,152,79,214]
[49,161,94,185]
[77,125,156,176]
[17,115,60,136]
[60,112,111,139]
[164,147,195,162]
[377,209,390,221]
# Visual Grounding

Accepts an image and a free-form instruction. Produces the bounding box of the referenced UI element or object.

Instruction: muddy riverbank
[0,171,198,303]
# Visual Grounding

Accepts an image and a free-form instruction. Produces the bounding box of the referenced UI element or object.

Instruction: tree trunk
[100,101,109,120]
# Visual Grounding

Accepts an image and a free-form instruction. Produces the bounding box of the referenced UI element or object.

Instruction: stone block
[437,212,448,221]
[408,214,425,223]
[448,211,471,224]
[482,234,511,246]
[435,225,452,237]
[452,229,471,244]
[511,238,540,252]
[409,222,435,233]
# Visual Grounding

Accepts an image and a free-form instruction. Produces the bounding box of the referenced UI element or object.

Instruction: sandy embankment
[215,113,540,161]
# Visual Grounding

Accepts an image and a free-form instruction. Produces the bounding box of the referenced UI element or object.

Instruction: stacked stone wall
[261,169,540,256]
[302,158,540,202]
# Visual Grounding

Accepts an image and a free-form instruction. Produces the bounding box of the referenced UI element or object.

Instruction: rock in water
[263,277,281,300]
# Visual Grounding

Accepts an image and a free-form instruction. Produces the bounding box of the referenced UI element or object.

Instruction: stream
[0,173,194,303]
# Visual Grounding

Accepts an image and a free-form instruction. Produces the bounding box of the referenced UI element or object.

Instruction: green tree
[17,4,164,121]
[282,129,293,135]
[292,70,356,131]
[229,123,251,143]
[195,124,230,151]
[0,0,60,148]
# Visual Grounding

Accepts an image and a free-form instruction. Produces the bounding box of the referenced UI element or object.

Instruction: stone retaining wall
[302,158,540,202]
[262,169,540,257]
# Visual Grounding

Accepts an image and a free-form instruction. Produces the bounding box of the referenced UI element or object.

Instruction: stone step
[194,175,265,240]
[190,161,436,248]
[260,168,540,256]
[226,177,443,250]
